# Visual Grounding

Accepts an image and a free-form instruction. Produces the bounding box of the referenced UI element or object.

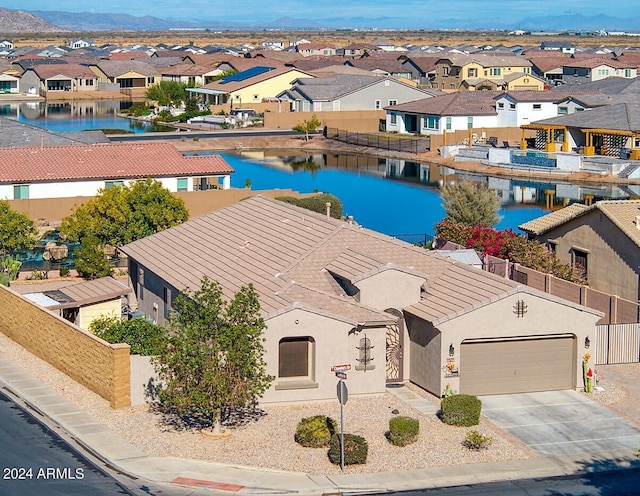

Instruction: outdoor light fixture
[585,336,591,349]
[449,344,455,356]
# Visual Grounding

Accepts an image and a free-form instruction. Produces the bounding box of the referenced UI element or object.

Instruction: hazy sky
[7,0,633,23]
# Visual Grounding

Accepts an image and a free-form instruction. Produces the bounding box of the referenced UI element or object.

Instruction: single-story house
[21,276,130,330]
[120,195,600,403]
[385,91,499,135]
[278,74,440,112]
[519,200,640,302]
[19,63,98,95]
[0,141,234,200]
[188,66,315,107]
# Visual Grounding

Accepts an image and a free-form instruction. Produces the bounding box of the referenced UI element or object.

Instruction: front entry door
[384,308,404,383]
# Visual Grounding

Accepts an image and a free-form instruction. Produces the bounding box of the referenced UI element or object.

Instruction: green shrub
[296,193,343,219]
[26,268,48,280]
[59,265,70,277]
[274,196,300,205]
[328,433,368,465]
[463,430,493,450]
[388,416,419,446]
[294,415,337,448]
[89,315,167,356]
[440,394,481,427]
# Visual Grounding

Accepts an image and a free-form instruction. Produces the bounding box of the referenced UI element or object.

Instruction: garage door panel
[460,337,575,396]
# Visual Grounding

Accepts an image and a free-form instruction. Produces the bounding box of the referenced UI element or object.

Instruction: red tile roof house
[0,142,234,200]
[120,195,601,404]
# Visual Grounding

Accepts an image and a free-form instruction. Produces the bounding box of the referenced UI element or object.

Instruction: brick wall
[0,284,131,408]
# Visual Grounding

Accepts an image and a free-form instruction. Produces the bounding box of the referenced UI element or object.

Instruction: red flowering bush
[435,220,584,283]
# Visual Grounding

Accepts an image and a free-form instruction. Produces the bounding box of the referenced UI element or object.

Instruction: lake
[218,151,635,237]
[6,101,633,236]
[1,100,160,133]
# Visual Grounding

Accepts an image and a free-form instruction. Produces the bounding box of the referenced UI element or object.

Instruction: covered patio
[519,103,640,159]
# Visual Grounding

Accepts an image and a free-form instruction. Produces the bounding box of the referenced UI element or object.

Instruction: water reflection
[0,100,161,133]
[223,150,634,235]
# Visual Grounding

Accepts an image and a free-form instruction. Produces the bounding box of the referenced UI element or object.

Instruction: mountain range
[2,8,640,33]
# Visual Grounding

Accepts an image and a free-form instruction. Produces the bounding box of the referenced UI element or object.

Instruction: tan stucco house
[120,196,601,403]
[519,200,640,303]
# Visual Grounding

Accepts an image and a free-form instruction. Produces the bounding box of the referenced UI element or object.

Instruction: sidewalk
[1,355,638,495]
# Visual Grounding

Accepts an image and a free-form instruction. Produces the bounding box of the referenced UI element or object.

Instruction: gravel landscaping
[0,332,540,475]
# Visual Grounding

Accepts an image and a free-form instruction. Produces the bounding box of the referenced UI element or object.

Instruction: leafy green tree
[89,315,166,356]
[0,200,38,255]
[60,179,189,247]
[292,114,322,141]
[440,181,501,227]
[145,81,188,106]
[74,235,113,280]
[153,276,273,433]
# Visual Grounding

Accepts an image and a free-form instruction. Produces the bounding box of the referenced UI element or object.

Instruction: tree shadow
[149,401,267,433]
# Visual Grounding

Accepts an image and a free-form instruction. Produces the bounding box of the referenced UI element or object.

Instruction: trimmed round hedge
[388,416,419,446]
[440,394,481,426]
[294,415,337,448]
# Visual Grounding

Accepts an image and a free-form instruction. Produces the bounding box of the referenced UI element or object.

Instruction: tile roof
[200,67,307,93]
[438,53,532,68]
[530,102,640,131]
[519,200,640,249]
[518,203,591,235]
[90,59,159,77]
[0,116,109,148]
[23,276,130,310]
[122,196,600,325]
[386,91,499,116]
[28,63,96,79]
[0,142,233,183]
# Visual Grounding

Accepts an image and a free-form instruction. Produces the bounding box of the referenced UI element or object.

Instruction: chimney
[326,202,331,219]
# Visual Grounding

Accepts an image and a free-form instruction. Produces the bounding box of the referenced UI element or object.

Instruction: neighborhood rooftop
[0,142,233,183]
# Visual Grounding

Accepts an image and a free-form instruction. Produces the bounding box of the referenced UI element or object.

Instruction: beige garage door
[460,336,575,396]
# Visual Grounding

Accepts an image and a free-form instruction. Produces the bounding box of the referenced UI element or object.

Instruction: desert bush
[294,415,337,448]
[463,430,493,450]
[328,433,368,465]
[89,315,167,356]
[440,394,481,427]
[388,416,419,446]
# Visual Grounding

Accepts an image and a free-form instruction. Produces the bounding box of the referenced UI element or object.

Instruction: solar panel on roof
[219,66,275,84]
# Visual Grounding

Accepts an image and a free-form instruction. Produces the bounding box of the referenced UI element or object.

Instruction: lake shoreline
[168,134,640,187]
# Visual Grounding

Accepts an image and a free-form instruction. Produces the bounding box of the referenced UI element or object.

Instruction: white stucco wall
[0,174,234,200]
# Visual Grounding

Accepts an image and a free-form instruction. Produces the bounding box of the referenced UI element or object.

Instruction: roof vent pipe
[326,202,331,219]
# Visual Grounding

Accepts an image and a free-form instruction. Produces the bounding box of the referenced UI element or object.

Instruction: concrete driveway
[480,390,640,456]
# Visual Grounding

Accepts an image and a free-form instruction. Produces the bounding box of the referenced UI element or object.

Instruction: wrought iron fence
[325,127,430,154]
[391,233,434,248]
